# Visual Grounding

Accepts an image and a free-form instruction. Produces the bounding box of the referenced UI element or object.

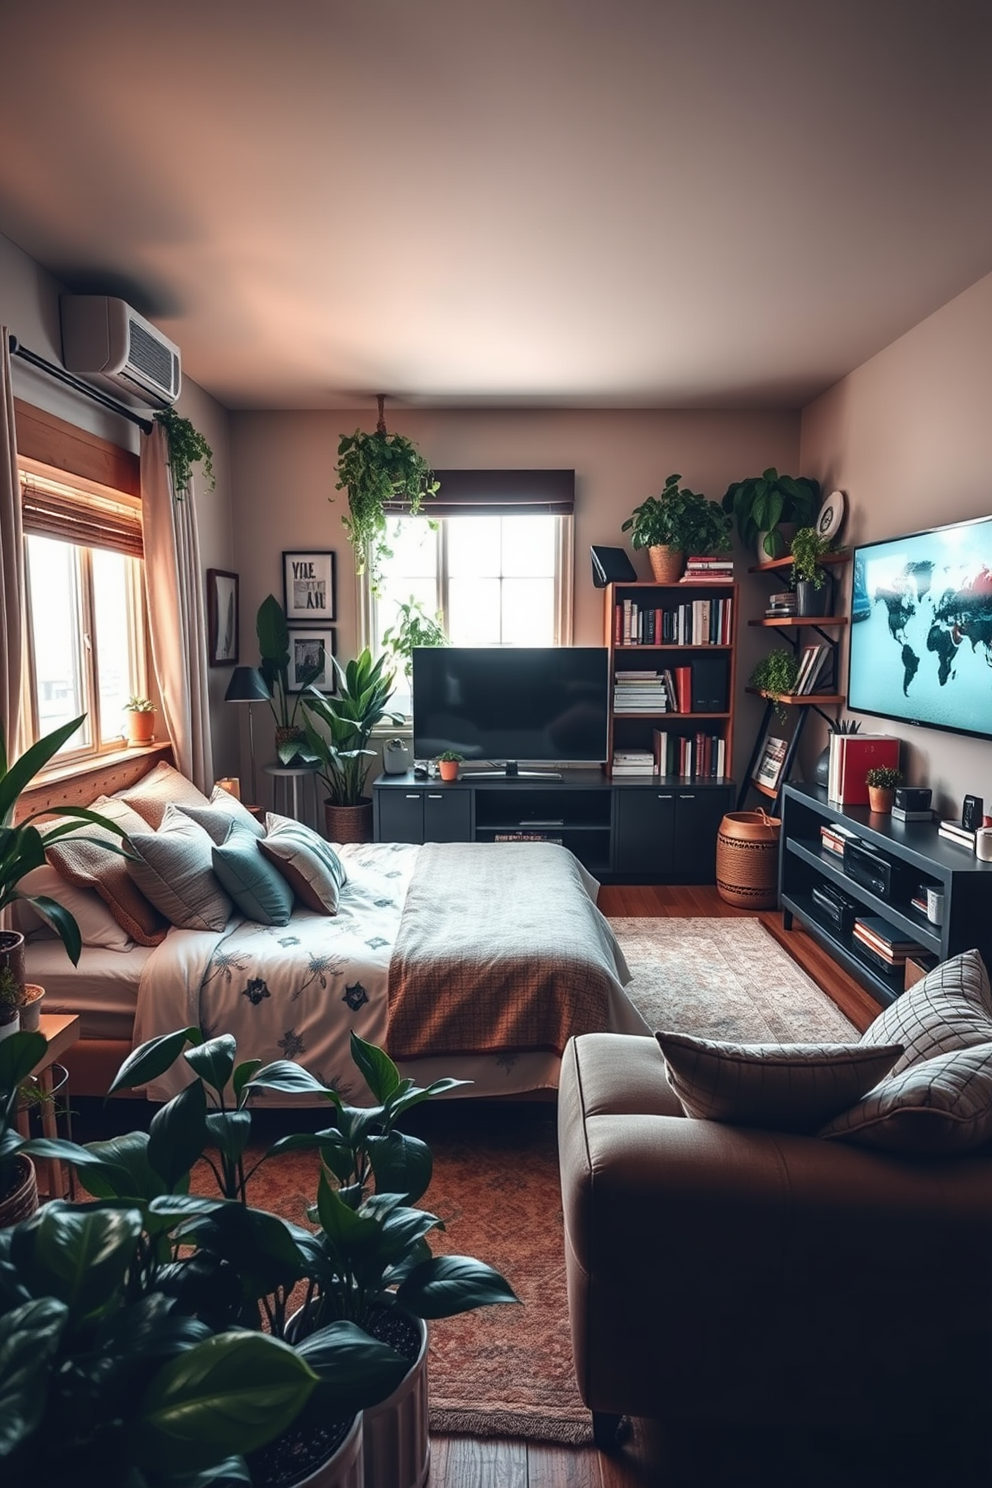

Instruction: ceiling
[2,0,992,411]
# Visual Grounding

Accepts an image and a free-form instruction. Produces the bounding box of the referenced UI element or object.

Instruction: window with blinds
[19,467,148,758]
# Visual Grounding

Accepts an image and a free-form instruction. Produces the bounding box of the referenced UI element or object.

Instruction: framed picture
[287,626,337,693]
[283,550,336,623]
[207,569,239,666]
[754,735,788,791]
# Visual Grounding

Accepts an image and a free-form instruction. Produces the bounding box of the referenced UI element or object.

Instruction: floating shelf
[748,550,850,575]
[750,615,849,628]
[745,686,845,706]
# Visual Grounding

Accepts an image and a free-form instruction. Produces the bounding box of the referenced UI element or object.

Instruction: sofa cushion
[125,803,233,931]
[656,1030,904,1131]
[857,948,992,1075]
[820,1042,992,1153]
[258,813,347,914]
[211,822,294,926]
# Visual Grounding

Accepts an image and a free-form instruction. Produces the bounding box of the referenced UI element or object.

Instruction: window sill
[34,739,172,789]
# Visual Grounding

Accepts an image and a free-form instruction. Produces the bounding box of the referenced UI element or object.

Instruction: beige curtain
[0,329,23,761]
[140,422,214,791]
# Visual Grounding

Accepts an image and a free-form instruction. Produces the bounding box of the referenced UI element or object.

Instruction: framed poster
[207,569,239,666]
[753,735,788,792]
[283,550,336,623]
[287,626,337,693]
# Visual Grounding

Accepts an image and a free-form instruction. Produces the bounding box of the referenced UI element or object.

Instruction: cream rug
[609,916,859,1042]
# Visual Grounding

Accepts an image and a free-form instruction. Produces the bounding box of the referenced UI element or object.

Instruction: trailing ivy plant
[748,648,800,722]
[154,407,215,500]
[334,397,438,594]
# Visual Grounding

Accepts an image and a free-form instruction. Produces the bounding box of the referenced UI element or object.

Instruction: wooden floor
[429,885,887,1487]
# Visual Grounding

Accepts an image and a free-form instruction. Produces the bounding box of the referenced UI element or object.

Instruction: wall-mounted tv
[848,514,992,738]
[412,647,610,771]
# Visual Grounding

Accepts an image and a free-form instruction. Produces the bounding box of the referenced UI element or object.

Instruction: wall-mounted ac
[60,295,181,406]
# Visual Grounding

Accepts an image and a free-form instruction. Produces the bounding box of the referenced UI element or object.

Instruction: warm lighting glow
[215,777,241,800]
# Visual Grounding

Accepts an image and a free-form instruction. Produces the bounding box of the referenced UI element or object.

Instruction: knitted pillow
[125,803,233,931]
[820,1042,992,1153]
[44,796,168,946]
[259,813,348,914]
[656,1030,904,1132]
[856,948,992,1075]
[115,760,210,829]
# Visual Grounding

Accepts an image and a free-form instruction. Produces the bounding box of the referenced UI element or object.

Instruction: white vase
[0,1011,20,1043]
[362,1314,430,1488]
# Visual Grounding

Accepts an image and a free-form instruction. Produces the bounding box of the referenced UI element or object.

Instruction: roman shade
[384,468,575,518]
[20,469,143,558]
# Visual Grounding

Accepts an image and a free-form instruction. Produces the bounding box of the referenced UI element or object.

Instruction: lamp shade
[225,666,270,704]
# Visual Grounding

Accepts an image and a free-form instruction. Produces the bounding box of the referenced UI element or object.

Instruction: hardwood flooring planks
[435,1435,528,1488]
[526,1442,604,1488]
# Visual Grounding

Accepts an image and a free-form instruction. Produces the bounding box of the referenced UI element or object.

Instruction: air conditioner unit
[60,295,181,406]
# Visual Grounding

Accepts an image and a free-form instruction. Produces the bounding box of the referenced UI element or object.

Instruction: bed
[20,755,647,1103]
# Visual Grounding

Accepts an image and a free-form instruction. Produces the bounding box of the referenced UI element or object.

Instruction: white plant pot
[363,1314,430,1488]
[293,1413,364,1488]
[0,1012,20,1043]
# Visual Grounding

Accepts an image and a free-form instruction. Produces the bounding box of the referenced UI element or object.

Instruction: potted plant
[123,694,157,745]
[256,594,324,764]
[154,406,215,500]
[17,984,44,1033]
[381,596,449,694]
[866,765,904,814]
[0,967,19,1042]
[722,469,821,560]
[335,397,439,595]
[748,649,801,723]
[789,526,835,616]
[302,649,403,842]
[437,750,463,782]
[621,473,731,582]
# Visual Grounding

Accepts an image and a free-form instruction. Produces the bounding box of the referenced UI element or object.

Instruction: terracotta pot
[19,984,45,1032]
[0,931,25,997]
[437,760,460,782]
[363,1311,429,1488]
[647,545,684,583]
[0,1153,38,1227]
[868,786,895,814]
[325,800,374,844]
[125,710,156,745]
[715,810,781,910]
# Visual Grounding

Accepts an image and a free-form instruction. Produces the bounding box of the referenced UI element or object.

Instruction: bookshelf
[603,579,738,784]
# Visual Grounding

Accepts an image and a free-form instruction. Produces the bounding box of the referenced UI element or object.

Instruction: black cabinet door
[614,789,676,877]
[423,790,472,843]
[378,790,425,844]
[674,789,731,882]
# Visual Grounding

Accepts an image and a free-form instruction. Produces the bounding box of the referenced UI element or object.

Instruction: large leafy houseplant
[255,594,323,764]
[622,473,731,558]
[302,649,402,809]
[722,468,821,559]
[335,398,439,595]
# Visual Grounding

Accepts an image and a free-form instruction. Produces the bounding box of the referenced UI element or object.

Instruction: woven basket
[0,1155,38,1228]
[716,809,781,909]
[647,545,685,583]
[324,800,374,844]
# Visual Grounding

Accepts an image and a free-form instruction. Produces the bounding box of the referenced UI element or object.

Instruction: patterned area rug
[241,918,857,1447]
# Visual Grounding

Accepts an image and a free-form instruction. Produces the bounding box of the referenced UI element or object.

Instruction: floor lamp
[224,666,270,809]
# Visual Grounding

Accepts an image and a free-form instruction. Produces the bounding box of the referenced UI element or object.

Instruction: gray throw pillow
[179,785,265,843]
[125,803,233,931]
[820,1042,992,1153]
[212,822,294,926]
[856,948,992,1075]
[656,1030,904,1132]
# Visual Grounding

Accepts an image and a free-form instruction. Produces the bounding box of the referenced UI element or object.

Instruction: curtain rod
[7,334,154,434]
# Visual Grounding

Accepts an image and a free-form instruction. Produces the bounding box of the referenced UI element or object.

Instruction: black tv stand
[466,762,563,780]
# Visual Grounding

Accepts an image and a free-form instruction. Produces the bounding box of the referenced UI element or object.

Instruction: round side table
[264,763,321,831]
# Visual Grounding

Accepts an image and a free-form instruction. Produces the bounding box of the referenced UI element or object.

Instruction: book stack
[794,642,832,696]
[827,734,900,806]
[852,913,927,973]
[613,670,668,712]
[613,596,734,645]
[766,592,798,620]
[610,749,656,777]
[939,818,976,850]
[493,831,563,844]
[681,555,734,583]
[820,822,860,857]
[653,729,726,778]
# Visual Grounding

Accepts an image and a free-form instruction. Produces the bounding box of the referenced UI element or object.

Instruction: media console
[779,781,992,1006]
[373,770,733,884]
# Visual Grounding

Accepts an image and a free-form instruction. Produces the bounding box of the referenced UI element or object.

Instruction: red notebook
[827,735,900,806]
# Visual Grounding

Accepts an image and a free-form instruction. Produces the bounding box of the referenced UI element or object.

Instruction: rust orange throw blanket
[386,842,630,1060]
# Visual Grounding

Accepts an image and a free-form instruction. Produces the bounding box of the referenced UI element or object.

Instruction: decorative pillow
[211,822,294,926]
[655,1030,904,1132]
[259,813,348,914]
[115,760,211,830]
[125,803,233,931]
[819,1042,992,1153]
[179,785,264,844]
[44,797,168,947]
[857,948,992,1076]
[16,864,134,950]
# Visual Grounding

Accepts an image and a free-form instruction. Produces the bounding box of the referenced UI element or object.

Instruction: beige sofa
[558,1031,992,1460]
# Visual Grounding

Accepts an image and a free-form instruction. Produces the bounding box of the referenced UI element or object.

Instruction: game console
[843,840,893,899]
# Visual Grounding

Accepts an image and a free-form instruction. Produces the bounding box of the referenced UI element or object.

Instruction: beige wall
[230,406,800,782]
[800,268,992,817]
[0,229,238,777]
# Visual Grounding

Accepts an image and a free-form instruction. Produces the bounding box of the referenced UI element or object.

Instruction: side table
[16,1012,80,1200]
[264,763,321,831]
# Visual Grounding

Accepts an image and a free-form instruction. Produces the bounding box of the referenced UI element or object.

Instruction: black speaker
[590,546,637,587]
[893,787,932,812]
[691,655,728,713]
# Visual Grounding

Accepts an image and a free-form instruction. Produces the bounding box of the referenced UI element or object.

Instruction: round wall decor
[817,489,847,541]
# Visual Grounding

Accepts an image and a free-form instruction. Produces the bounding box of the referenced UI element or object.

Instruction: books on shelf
[610,748,656,777]
[827,734,901,806]
[794,642,833,696]
[652,728,727,779]
[493,832,563,843]
[852,913,926,967]
[613,595,734,646]
[939,818,976,849]
[753,736,788,791]
[613,670,668,711]
[820,822,860,857]
[680,556,734,584]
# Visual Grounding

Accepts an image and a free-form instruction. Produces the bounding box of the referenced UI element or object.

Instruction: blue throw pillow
[211,822,294,926]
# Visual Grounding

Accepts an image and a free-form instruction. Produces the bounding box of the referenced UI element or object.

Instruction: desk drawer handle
[657,794,674,800]
[405,794,420,800]
[681,793,695,799]
[427,794,443,800]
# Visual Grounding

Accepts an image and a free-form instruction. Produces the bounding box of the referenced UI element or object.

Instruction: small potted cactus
[866,765,904,814]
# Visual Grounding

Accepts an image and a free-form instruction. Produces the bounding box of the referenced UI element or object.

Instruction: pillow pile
[210,820,294,926]
[44,795,169,946]
[259,813,348,914]
[115,760,211,829]
[819,949,992,1153]
[125,803,234,931]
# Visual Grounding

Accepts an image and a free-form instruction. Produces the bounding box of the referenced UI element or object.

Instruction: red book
[675,665,692,713]
[828,735,900,806]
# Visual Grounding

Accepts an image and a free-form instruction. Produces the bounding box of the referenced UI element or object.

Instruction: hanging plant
[334,395,438,593]
[154,407,215,500]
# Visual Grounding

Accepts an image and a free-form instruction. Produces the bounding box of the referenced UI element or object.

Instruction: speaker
[893,787,932,812]
[590,545,637,587]
[382,738,411,775]
[691,655,728,713]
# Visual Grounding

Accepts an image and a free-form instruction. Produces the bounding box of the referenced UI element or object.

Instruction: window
[20,468,147,760]
[366,469,575,716]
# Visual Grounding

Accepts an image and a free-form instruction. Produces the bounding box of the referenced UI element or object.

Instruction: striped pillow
[259,813,347,914]
[656,1031,904,1132]
[125,803,233,931]
[856,948,992,1075]
[820,1042,992,1152]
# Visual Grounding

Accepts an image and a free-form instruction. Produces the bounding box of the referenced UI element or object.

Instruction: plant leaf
[349,1032,401,1104]
[184,1035,237,1096]
[0,1297,68,1456]
[108,1027,201,1095]
[148,1080,208,1190]
[395,1254,520,1319]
